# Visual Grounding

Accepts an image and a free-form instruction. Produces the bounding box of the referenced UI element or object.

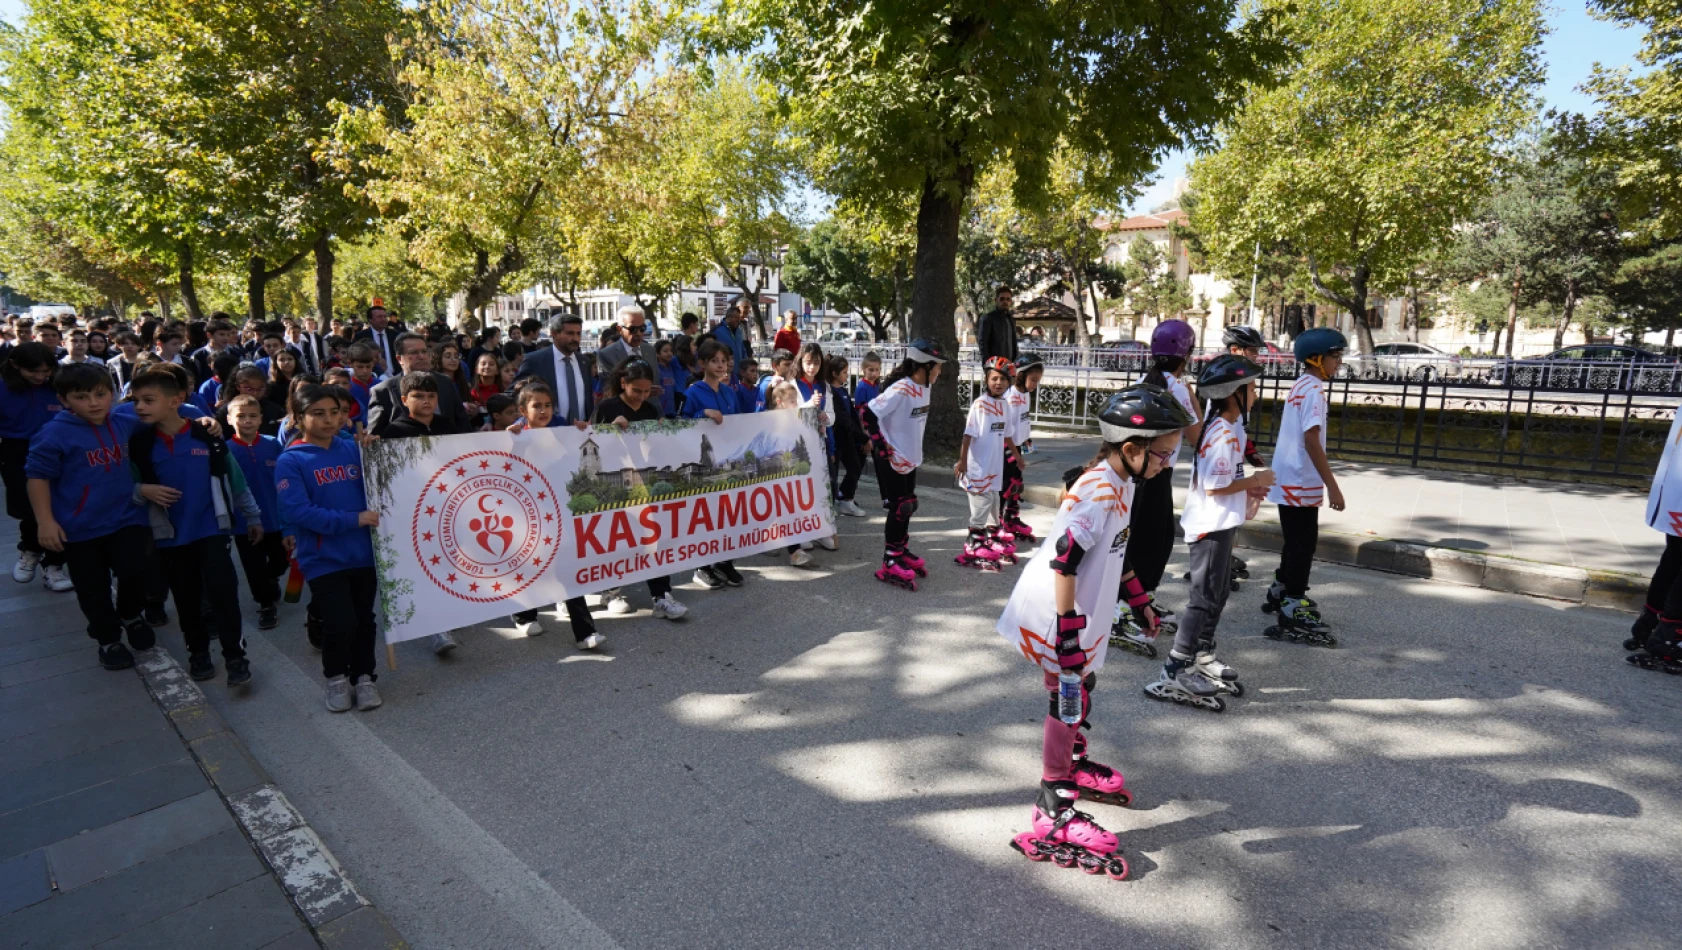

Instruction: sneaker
[652,596,688,620]
[717,563,744,587]
[837,499,867,517]
[258,604,278,630]
[603,590,633,615]
[693,567,725,590]
[578,632,606,651]
[353,675,381,710]
[815,535,839,551]
[144,603,169,627]
[225,657,251,687]
[187,652,215,681]
[800,541,815,551]
[12,551,41,584]
[325,675,352,713]
[790,548,813,568]
[514,617,545,637]
[41,565,73,592]
[431,631,459,655]
[98,642,135,671]
[122,617,156,652]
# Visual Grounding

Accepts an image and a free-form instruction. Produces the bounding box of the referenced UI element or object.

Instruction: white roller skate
[1143,654,1226,712]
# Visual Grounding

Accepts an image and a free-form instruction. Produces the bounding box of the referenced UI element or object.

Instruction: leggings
[1275,505,1320,595]
[309,566,378,681]
[0,438,64,566]
[1041,670,1094,782]
[1120,466,1175,591]
[1642,534,1682,629]
[1173,527,1237,657]
[873,455,918,548]
[1001,447,1025,524]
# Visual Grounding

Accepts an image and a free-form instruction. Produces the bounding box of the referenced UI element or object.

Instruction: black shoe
[98,642,135,671]
[225,657,251,687]
[187,652,215,681]
[692,567,725,590]
[305,612,323,651]
[718,563,744,587]
[144,603,168,626]
[123,617,156,652]
[258,604,278,630]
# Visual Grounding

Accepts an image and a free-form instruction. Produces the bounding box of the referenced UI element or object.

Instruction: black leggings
[1121,466,1175,591]
[873,455,917,547]
[309,566,378,681]
[0,438,64,566]
[1644,534,1682,618]
[1001,447,1024,523]
[1275,505,1320,595]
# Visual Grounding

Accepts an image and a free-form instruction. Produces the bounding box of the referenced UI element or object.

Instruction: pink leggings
[1041,670,1092,781]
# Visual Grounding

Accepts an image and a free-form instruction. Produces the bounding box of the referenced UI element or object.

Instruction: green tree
[1585,1,1682,241]
[1610,240,1682,347]
[1121,236,1193,328]
[732,0,1289,454]
[784,219,901,342]
[1189,0,1545,355]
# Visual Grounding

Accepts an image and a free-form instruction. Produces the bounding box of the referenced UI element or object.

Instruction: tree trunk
[247,256,267,324]
[892,257,910,343]
[314,234,335,329]
[1307,255,1373,354]
[178,241,204,322]
[1070,267,1091,347]
[910,172,968,459]
[1553,279,1578,350]
[1504,269,1522,359]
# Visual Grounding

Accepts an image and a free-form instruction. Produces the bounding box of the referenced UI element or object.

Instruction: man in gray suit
[594,305,662,401]
[365,332,471,435]
[516,314,595,426]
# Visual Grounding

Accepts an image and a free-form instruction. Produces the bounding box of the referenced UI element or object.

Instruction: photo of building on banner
[362,411,834,642]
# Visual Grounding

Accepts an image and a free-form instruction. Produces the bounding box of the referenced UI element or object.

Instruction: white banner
[363,410,834,642]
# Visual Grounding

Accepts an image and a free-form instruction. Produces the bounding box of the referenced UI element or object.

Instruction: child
[995,385,1194,878]
[345,344,379,423]
[757,349,794,412]
[482,393,518,432]
[1001,354,1044,541]
[226,394,288,631]
[681,339,746,589]
[591,359,688,620]
[954,357,1016,572]
[200,352,240,407]
[1632,397,1682,667]
[1119,320,1200,632]
[382,373,464,655]
[24,364,155,669]
[853,351,882,408]
[0,343,73,591]
[108,331,145,392]
[275,383,383,711]
[1262,327,1346,646]
[764,380,826,568]
[861,339,947,590]
[733,357,760,413]
[1145,355,1272,711]
[825,356,866,517]
[127,368,264,686]
[792,343,839,557]
[217,366,284,436]
[507,382,607,648]
[654,339,681,418]
[1219,324,1269,586]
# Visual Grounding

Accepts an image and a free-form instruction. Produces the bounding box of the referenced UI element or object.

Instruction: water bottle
[1057,671,1082,725]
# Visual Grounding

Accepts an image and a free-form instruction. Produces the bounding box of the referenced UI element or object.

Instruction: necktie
[562,354,579,425]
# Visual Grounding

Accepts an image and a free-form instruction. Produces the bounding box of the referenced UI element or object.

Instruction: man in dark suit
[353,305,403,376]
[365,332,471,435]
[515,314,594,426]
[977,285,1019,364]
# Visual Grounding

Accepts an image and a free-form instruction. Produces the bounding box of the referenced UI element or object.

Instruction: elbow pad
[1051,530,1086,576]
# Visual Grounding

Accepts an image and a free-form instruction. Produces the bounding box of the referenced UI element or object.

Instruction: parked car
[1492,344,1679,390]
[1349,341,1463,380]
[818,329,874,344]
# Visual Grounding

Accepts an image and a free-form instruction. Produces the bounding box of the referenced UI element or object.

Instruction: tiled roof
[1098,209,1187,232]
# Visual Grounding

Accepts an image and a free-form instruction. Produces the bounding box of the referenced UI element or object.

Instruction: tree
[1189,0,1545,355]
[1585,1,1682,241]
[733,0,1290,455]
[784,220,901,341]
[1121,236,1192,327]
[1610,240,1682,346]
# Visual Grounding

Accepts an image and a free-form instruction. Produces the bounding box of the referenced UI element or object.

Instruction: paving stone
[92,875,303,950]
[0,727,185,814]
[256,826,366,927]
[0,700,171,777]
[189,731,271,797]
[169,704,229,744]
[47,789,235,892]
[0,829,264,949]
[0,757,203,860]
[0,631,88,669]
[0,689,154,744]
[0,850,50,916]
[258,929,324,950]
[133,650,207,712]
[0,648,102,688]
[228,785,306,841]
[0,591,84,623]
[0,665,138,715]
[317,906,409,950]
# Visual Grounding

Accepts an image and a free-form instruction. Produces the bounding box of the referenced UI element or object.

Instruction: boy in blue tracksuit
[24,364,155,669]
[275,382,382,713]
[0,341,72,591]
[681,338,746,589]
[226,394,288,633]
[128,369,264,687]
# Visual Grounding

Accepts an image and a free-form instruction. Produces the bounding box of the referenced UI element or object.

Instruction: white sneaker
[515,618,544,637]
[604,590,633,615]
[815,535,839,551]
[800,541,814,551]
[12,551,41,584]
[790,549,813,568]
[431,631,459,655]
[578,633,605,650]
[652,596,688,620]
[837,499,867,517]
[325,675,352,713]
[353,675,382,710]
[41,565,73,592]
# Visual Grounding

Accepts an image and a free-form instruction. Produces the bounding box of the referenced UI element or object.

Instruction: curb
[892,463,1646,612]
[133,650,408,950]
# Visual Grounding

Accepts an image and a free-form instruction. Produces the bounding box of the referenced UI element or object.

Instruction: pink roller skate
[1009,781,1128,880]
[875,547,918,591]
[954,528,1002,572]
[896,546,927,577]
[1072,752,1132,807]
[985,525,1018,565]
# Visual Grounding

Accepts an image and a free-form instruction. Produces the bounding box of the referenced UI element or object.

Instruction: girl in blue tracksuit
[0,343,69,588]
[275,382,382,713]
[681,338,745,589]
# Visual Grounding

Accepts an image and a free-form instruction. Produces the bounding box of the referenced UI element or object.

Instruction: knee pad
[893,495,918,521]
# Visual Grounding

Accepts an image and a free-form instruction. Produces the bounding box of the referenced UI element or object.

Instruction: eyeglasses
[1148,448,1176,465]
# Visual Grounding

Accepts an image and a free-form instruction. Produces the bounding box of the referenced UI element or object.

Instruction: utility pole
[1246,241,1260,326]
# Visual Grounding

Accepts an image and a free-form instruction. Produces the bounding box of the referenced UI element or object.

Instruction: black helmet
[1222,325,1265,350]
[1098,383,1196,443]
[1196,354,1263,401]
[1014,353,1045,375]
[907,338,947,363]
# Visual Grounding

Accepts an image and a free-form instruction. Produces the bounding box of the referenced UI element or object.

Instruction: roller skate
[1626,607,1660,652]
[954,529,1002,573]
[986,525,1018,565]
[1629,618,1682,673]
[1143,653,1226,712]
[1264,595,1337,647]
[1071,737,1133,807]
[1008,780,1129,880]
[1231,555,1250,580]
[1002,514,1037,543]
[875,546,919,591]
[1195,647,1244,698]
[1108,601,1158,659]
[896,546,928,578]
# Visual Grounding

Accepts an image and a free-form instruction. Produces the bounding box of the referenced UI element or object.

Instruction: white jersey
[1181,416,1248,540]
[868,377,931,473]
[1647,403,1682,536]
[1136,373,1198,468]
[1005,386,1033,447]
[1266,374,1328,507]
[961,393,1010,494]
[996,464,1134,676]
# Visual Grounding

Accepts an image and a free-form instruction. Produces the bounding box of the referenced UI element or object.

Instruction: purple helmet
[1150,319,1195,359]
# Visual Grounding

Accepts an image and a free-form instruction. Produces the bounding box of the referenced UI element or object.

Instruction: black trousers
[873,456,917,546]
[1644,533,1682,617]
[1121,466,1175,591]
[1275,505,1321,596]
[309,566,378,680]
[514,597,596,641]
[158,535,245,660]
[62,525,151,644]
[1001,447,1024,521]
[0,438,63,565]
[831,431,863,502]
[234,532,289,607]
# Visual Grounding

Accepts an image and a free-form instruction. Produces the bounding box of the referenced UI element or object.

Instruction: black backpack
[128,422,231,485]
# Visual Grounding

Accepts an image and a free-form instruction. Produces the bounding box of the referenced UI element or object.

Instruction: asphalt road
[171,487,1682,950]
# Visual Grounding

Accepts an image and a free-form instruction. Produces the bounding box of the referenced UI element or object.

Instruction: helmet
[1222,325,1265,350]
[1293,327,1348,362]
[983,356,1014,378]
[1150,320,1196,359]
[907,338,948,363]
[1097,383,1196,443]
[1196,354,1263,401]
[1014,353,1045,376]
